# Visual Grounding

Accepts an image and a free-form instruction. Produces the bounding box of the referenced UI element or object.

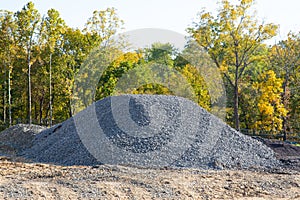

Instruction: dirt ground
[0,156,299,200]
[1,137,300,199]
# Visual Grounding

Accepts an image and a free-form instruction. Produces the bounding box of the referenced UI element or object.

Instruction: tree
[0,3,129,127]
[61,27,99,116]
[96,51,142,99]
[175,41,226,117]
[145,43,176,90]
[71,8,125,114]
[179,64,211,110]
[188,0,278,130]
[238,44,270,131]
[43,9,66,126]
[83,7,124,47]
[252,70,287,134]
[270,32,300,140]
[0,10,16,126]
[15,2,41,125]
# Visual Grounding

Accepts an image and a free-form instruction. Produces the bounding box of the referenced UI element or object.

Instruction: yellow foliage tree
[179,64,211,111]
[188,0,278,130]
[252,70,287,134]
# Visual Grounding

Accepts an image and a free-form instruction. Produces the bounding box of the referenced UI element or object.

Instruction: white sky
[2,0,300,43]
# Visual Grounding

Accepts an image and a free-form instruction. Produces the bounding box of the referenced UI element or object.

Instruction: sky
[1,0,300,43]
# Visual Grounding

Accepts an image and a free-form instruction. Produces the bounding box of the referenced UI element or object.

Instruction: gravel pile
[0,124,45,156]
[21,95,279,169]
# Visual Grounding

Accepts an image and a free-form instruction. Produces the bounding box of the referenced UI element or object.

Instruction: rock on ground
[21,95,279,169]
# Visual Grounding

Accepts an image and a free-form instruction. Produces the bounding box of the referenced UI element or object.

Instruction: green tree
[143,43,176,92]
[61,27,99,116]
[15,2,41,124]
[270,32,300,140]
[72,8,125,114]
[0,10,16,126]
[43,9,66,126]
[96,51,142,99]
[83,7,124,47]
[188,0,278,130]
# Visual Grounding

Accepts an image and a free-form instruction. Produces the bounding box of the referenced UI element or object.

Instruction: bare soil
[256,137,300,172]
[0,156,300,199]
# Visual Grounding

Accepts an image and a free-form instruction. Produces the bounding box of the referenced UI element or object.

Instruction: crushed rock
[0,124,45,156]
[20,95,279,169]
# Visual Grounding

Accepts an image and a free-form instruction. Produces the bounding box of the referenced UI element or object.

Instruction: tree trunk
[46,94,55,126]
[39,94,44,125]
[49,53,53,127]
[3,91,6,124]
[234,65,240,131]
[282,74,289,141]
[234,84,240,131]
[282,117,287,141]
[3,71,6,125]
[68,99,72,118]
[8,68,11,126]
[34,103,38,122]
[27,49,32,125]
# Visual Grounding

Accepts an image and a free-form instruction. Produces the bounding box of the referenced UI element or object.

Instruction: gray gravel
[21,95,279,169]
[0,124,45,156]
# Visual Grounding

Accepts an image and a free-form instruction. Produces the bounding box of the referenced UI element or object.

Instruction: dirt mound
[21,95,279,169]
[255,137,300,158]
[254,137,300,172]
[0,124,45,156]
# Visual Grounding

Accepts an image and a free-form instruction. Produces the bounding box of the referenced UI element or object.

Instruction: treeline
[0,3,124,127]
[0,0,299,140]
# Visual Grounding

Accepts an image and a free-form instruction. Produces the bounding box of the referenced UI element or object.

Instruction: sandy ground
[0,156,300,200]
